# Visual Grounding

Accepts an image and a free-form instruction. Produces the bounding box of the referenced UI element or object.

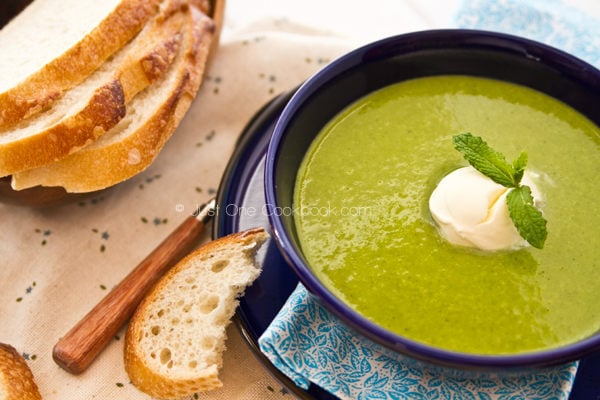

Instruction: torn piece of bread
[12,4,215,192]
[0,343,42,400]
[0,0,163,129]
[124,228,269,398]
[0,0,191,178]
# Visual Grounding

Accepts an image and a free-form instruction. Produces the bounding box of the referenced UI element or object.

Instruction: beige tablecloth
[3,0,600,398]
[0,15,354,400]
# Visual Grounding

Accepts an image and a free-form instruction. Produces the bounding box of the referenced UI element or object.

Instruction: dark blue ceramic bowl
[264,29,600,371]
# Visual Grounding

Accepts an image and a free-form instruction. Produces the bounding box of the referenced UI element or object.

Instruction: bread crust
[0,80,126,177]
[0,343,42,400]
[0,0,191,178]
[0,0,163,130]
[124,228,268,398]
[12,6,216,192]
[119,0,192,102]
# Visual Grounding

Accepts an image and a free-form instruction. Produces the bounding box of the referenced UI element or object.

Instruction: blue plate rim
[212,89,335,399]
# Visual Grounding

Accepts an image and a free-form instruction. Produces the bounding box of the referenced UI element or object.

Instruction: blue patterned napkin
[259,284,578,400]
[259,1,599,399]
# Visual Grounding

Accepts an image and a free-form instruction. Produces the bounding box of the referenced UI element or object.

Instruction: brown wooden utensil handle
[53,199,216,374]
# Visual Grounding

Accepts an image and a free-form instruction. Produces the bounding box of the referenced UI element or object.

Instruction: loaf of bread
[0,0,191,177]
[0,343,42,400]
[0,0,222,197]
[124,228,269,398]
[0,0,163,129]
[12,4,215,192]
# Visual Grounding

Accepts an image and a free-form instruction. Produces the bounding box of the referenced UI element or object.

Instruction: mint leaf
[506,186,547,249]
[452,133,518,187]
[451,132,548,249]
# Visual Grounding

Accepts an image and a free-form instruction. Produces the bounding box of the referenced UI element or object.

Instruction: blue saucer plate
[211,90,600,400]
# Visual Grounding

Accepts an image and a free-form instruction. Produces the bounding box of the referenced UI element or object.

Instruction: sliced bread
[12,4,216,192]
[0,343,42,400]
[124,228,269,398]
[0,0,193,178]
[0,0,163,129]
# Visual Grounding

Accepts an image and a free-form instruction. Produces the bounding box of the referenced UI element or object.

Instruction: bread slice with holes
[0,343,42,400]
[124,228,269,398]
[11,3,215,192]
[0,0,165,130]
[0,0,194,178]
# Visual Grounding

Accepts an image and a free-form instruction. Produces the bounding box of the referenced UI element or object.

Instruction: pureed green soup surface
[293,75,600,354]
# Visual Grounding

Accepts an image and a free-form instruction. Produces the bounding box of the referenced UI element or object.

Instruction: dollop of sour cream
[429,166,542,251]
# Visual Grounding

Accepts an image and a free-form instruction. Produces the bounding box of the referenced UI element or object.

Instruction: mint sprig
[452,133,547,249]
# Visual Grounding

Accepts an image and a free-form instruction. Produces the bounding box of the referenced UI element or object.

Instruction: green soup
[293,75,600,355]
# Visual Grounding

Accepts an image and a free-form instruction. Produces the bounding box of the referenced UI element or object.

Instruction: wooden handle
[53,200,215,374]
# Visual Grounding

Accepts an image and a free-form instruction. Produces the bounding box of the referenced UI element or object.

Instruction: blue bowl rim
[264,28,600,369]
